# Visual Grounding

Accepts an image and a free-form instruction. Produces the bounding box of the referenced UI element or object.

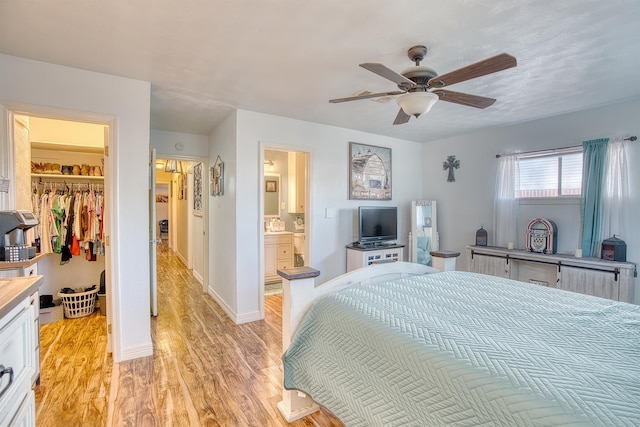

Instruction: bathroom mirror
[264,173,281,217]
[409,200,439,266]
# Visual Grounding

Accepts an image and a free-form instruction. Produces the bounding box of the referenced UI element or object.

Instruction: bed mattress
[283,271,640,426]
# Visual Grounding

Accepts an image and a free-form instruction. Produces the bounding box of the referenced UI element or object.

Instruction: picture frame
[211,155,224,196]
[349,142,392,200]
[193,162,203,216]
[265,180,277,192]
[177,174,185,200]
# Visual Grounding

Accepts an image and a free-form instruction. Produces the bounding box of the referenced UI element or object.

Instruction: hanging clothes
[30,181,105,263]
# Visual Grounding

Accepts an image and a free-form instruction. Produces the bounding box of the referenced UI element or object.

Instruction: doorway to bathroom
[262,147,309,298]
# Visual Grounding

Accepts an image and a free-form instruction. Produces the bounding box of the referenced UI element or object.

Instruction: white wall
[422,97,640,303]
[37,255,106,297]
[209,109,424,322]
[208,111,238,317]
[0,53,152,361]
[151,129,208,158]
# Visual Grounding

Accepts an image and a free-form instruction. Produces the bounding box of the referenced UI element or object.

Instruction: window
[517,148,583,198]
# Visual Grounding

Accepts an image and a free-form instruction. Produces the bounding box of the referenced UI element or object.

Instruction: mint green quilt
[283,271,640,426]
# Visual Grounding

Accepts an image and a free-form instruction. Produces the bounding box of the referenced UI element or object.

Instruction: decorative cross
[443,155,460,182]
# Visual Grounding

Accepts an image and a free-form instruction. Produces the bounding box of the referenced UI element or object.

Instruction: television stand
[346,244,405,272]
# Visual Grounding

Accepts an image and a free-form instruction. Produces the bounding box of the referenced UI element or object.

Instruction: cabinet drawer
[21,264,37,277]
[276,261,292,272]
[2,390,34,427]
[0,305,35,426]
[265,234,292,245]
[277,244,292,260]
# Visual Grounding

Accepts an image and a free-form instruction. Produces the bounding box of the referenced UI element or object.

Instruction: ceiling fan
[329,45,517,125]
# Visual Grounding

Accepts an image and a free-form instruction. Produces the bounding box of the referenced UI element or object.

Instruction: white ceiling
[1,1,639,143]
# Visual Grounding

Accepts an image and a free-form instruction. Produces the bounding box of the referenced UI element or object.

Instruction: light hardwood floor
[36,243,341,426]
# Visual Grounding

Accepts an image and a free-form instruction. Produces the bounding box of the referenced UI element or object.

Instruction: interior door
[149,148,158,316]
[103,125,113,352]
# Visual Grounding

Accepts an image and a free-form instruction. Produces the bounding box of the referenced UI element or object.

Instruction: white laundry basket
[58,288,98,318]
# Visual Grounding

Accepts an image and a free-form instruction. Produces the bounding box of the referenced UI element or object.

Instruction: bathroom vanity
[264,232,294,284]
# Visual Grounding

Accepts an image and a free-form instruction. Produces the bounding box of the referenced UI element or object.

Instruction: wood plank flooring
[36,243,342,426]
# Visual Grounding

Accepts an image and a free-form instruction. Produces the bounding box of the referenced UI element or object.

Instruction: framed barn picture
[349,142,392,200]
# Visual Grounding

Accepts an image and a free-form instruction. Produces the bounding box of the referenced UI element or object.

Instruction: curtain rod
[496,135,637,158]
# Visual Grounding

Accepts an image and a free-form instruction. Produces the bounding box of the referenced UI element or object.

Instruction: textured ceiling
[1,1,639,143]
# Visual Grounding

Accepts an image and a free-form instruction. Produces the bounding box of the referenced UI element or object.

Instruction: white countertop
[0,275,43,319]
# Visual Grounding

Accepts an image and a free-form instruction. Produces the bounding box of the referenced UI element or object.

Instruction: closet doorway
[11,112,113,353]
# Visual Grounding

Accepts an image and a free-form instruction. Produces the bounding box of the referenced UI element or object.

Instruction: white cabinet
[265,233,294,283]
[0,298,35,427]
[467,246,636,302]
[346,245,404,272]
[287,152,306,214]
[5,391,35,427]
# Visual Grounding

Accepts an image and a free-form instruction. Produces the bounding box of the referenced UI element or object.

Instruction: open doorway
[261,146,309,306]
[9,112,113,365]
[153,157,208,294]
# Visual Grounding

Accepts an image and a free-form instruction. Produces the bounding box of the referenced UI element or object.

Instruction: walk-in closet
[13,114,109,332]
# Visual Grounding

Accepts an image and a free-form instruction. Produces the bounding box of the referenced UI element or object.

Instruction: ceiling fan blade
[426,53,517,88]
[329,90,404,103]
[360,63,416,86]
[393,108,411,125]
[433,89,496,109]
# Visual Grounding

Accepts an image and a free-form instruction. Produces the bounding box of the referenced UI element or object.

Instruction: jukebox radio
[525,218,557,254]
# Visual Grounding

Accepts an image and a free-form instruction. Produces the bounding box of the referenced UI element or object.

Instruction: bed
[277,262,640,426]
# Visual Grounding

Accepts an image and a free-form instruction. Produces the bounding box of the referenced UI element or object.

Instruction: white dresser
[467,246,636,302]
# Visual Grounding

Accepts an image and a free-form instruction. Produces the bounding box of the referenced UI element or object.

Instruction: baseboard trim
[120,342,153,361]
[277,401,320,422]
[193,270,203,285]
[207,286,262,325]
[176,252,188,268]
[235,310,262,324]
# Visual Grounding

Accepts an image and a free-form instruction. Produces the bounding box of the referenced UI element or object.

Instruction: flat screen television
[358,206,397,245]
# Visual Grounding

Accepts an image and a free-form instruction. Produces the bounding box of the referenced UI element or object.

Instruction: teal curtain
[580,138,609,256]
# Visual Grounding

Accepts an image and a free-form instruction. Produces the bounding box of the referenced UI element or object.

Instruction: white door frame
[258,141,312,319]
[0,101,120,356]
[149,148,158,316]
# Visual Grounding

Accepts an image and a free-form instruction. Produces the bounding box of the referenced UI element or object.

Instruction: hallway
[35,242,340,426]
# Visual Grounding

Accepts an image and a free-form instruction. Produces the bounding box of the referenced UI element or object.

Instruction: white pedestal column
[277,267,320,422]
[430,250,460,272]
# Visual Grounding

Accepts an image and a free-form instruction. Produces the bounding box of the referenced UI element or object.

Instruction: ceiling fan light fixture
[396,92,439,117]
